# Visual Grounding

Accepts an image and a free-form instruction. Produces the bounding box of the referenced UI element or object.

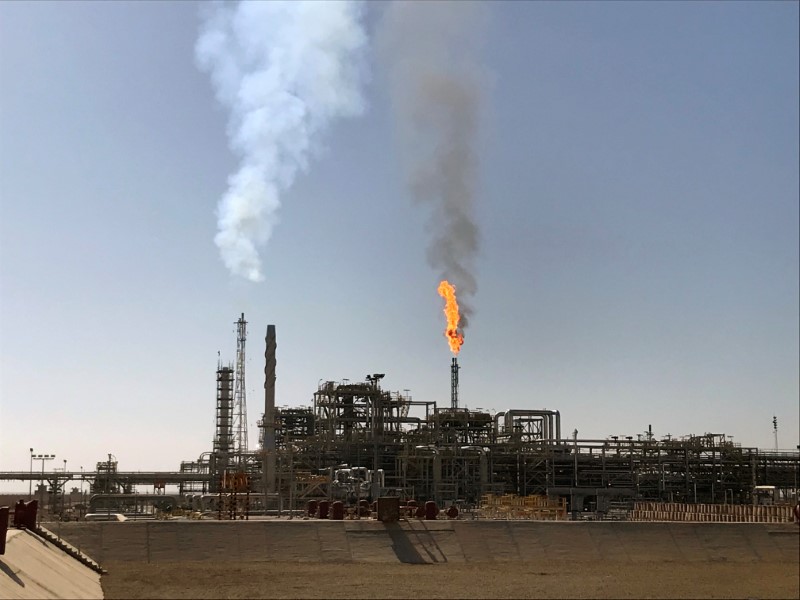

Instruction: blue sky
[1,1,797,488]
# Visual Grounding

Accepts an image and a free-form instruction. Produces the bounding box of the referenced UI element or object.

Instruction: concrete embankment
[53,519,799,565]
[0,529,103,599]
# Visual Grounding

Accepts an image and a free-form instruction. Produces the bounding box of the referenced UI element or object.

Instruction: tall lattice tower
[233,313,249,460]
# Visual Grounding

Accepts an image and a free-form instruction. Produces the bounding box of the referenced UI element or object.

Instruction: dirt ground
[101,560,799,599]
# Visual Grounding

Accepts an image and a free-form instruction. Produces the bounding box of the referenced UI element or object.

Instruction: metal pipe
[504,410,559,442]
[493,412,506,437]
[415,445,441,504]
[460,446,489,496]
[433,452,441,504]
[555,410,561,441]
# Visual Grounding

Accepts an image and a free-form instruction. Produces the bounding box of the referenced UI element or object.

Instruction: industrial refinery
[3,313,797,523]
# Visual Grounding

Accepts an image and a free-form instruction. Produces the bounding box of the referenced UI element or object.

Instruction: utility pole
[29,448,33,499]
[62,459,67,518]
[573,429,579,487]
[80,466,85,518]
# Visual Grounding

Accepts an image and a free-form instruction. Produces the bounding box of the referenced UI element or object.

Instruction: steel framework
[4,319,797,520]
[232,313,248,459]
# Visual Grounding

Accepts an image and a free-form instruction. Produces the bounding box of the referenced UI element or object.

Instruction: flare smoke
[196,1,368,281]
[380,2,486,328]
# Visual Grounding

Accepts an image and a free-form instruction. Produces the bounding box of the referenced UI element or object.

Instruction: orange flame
[437,280,464,355]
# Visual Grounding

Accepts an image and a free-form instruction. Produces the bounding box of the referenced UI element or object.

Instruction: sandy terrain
[101,560,799,599]
[47,519,796,598]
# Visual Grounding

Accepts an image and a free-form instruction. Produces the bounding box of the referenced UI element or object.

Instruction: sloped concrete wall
[0,530,103,599]
[53,519,799,565]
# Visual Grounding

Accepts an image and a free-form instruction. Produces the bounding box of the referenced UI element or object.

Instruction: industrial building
[4,314,798,520]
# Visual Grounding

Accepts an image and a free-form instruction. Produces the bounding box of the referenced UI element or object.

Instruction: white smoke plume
[378,1,487,329]
[196,1,368,281]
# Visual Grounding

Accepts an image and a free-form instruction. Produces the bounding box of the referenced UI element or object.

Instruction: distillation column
[213,365,234,489]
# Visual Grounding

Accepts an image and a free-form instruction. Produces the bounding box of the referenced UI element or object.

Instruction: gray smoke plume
[378,1,486,329]
[196,1,368,281]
